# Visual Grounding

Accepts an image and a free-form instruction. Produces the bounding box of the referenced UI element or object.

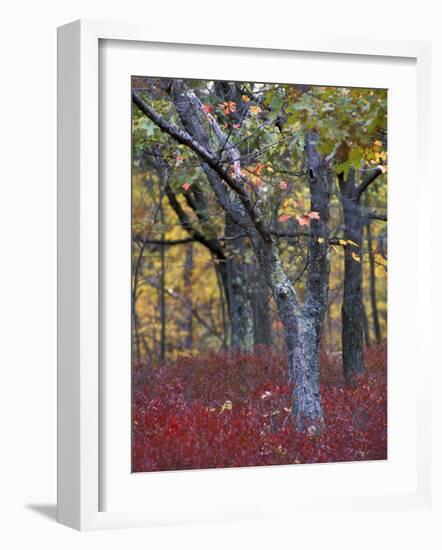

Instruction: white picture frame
[57,19,432,531]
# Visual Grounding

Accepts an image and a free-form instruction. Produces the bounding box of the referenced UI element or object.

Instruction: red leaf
[182,182,192,191]
[296,215,310,226]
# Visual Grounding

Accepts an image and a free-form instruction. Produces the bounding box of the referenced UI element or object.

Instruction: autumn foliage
[132,343,387,472]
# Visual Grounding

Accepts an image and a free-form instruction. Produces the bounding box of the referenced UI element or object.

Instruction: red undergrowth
[132,343,387,472]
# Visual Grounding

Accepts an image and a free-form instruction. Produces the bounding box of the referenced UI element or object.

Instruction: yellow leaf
[317,237,324,244]
[352,252,361,262]
[339,239,348,246]
[220,400,233,413]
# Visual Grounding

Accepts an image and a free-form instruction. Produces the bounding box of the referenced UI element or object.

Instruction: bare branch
[133,236,195,247]
[357,166,384,199]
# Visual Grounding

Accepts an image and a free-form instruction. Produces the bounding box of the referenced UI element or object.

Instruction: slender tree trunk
[363,302,371,348]
[183,243,193,349]
[132,241,146,366]
[366,222,382,342]
[159,198,166,362]
[215,261,229,349]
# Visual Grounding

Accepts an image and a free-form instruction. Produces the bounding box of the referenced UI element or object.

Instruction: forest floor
[132,343,387,472]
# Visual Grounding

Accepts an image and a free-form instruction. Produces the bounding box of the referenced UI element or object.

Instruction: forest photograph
[131,77,388,473]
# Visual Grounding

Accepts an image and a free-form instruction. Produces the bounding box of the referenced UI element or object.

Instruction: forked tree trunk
[248,132,330,431]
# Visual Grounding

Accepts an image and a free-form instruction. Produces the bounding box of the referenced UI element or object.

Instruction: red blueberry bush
[132,343,387,472]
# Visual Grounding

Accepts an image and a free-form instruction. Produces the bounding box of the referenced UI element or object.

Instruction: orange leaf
[219,101,237,115]
[278,214,292,223]
[182,182,192,191]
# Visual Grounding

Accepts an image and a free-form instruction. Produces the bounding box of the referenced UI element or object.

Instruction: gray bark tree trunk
[245,132,330,431]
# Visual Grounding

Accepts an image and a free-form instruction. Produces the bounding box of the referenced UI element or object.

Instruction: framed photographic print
[57,19,432,530]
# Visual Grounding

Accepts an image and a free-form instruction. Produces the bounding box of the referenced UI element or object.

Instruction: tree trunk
[339,171,366,385]
[183,243,193,349]
[224,213,254,350]
[362,302,371,348]
[249,233,324,431]
[159,200,166,362]
[366,222,382,342]
[251,265,272,346]
[287,315,323,431]
[132,240,146,366]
